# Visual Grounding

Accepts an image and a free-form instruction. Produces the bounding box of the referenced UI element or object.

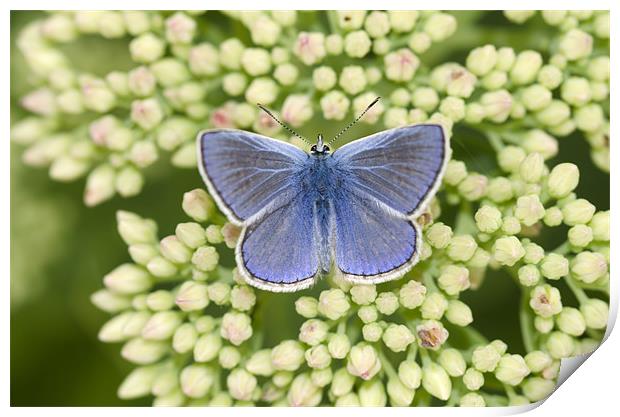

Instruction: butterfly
[197,98,449,292]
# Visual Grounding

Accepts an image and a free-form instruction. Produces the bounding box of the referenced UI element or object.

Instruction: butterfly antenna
[327,97,381,146]
[257,103,313,147]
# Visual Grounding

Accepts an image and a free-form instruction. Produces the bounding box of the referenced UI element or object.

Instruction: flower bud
[519,153,545,184]
[521,84,552,112]
[172,323,197,353]
[561,77,591,106]
[387,377,414,406]
[535,100,570,127]
[438,265,470,295]
[568,224,593,247]
[219,346,241,369]
[312,66,337,91]
[463,368,484,391]
[539,253,568,280]
[396,360,422,392]
[437,348,466,377]
[556,307,586,336]
[562,199,595,226]
[510,50,542,85]
[227,368,257,401]
[141,311,181,341]
[207,282,230,305]
[91,289,132,313]
[328,368,354,398]
[475,205,502,233]
[104,264,151,294]
[364,11,390,38]
[421,293,448,320]
[444,300,473,326]
[272,340,305,371]
[159,235,191,264]
[175,281,208,312]
[515,195,545,227]
[117,365,160,399]
[180,364,214,398]
[193,332,222,362]
[383,324,415,352]
[571,251,607,284]
[320,90,350,121]
[293,32,326,65]
[98,311,150,342]
[546,331,575,359]
[325,34,343,55]
[318,289,350,320]
[422,362,451,401]
[494,354,530,386]
[346,343,381,380]
[546,162,579,200]
[472,344,501,372]
[220,311,252,346]
[543,206,563,227]
[457,173,488,201]
[500,216,521,235]
[534,316,554,334]
[181,189,213,222]
[466,44,497,76]
[518,264,541,286]
[416,320,448,350]
[349,285,377,305]
[589,211,609,241]
[325,333,350,360]
[344,30,371,58]
[580,299,608,329]
[358,379,387,406]
[384,48,419,82]
[375,291,399,315]
[362,322,382,342]
[293,296,318,318]
[121,338,167,364]
[492,236,525,266]
[383,107,408,128]
[305,344,332,369]
[398,279,427,309]
[423,12,457,41]
[574,104,604,133]
[530,284,562,317]
[299,319,329,346]
[523,377,555,402]
[559,29,593,61]
[447,235,477,262]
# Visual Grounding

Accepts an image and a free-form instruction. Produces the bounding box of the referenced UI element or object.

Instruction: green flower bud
[562,77,592,106]
[438,265,470,295]
[337,11,366,29]
[523,130,558,160]
[445,300,473,327]
[556,307,586,336]
[571,251,608,284]
[559,29,593,61]
[320,90,350,121]
[383,324,415,352]
[475,205,502,233]
[364,11,390,38]
[305,344,332,369]
[423,12,457,42]
[420,292,448,320]
[193,332,222,362]
[399,280,427,309]
[459,392,485,407]
[587,56,610,82]
[387,377,415,406]
[191,246,219,272]
[457,173,488,201]
[104,264,151,294]
[485,177,512,203]
[310,368,332,388]
[546,331,575,359]
[359,379,387,406]
[343,30,371,58]
[447,235,477,262]
[356,306,377,324]
[463,368,484,391]
[492,236,525,266]
[225,368,256,402]
[98,311,150,342]
[384,48,419,82]
[327,333,351,359]
[129,33,165,63]
[537,64,563,90]
[324,33,343,55]
[519,153,545,184]
[141,311,181,340]
[180,364,214,398]
[293,32,326,65]
[335,392,360,406]
[416,319,448,350]
[412,87,439,113]
[530,284,562,317]
[522,377,555,402]
[407,32,430,54]
[347,342,381,380]
[544,206,564,226]
[330,367,355,397]
[245,77,278,105]
[172,323,197,353]
[294,296,318,318]
[273,63,298,86]
[568,224,593,247]
[272,371,293,388]
[145,290,173,312]
[510,50,542,85]
[422,362,452,401]
[388,10,418,32]
[317,289,350,320]
[495,354,530,385]
[472,344,501,372]
[218,346,241,369]
[375,291,399,315]
[230,285,256,311]
[546,162,580,200]
[299,319,329,346]
[398,360,422,390]
[118,365,160,399]
[272,340,305,371]
[580,299,608,329]
[362,322,383,342]
[589,211,609,241]
[562,199,595,226]
[574,104,604,133]
[121,338,167,364]
[220,311,252,346]
[515,195,546,227]
[536,100,571,127]
[350,285,377,305]
[438,348,466,377]
[518,264,540,286]
[439,96,466,121]
[91,289,132,313]
[466,44,498,76]
[521,84,552,111]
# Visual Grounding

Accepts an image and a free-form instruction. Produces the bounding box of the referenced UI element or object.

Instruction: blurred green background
[10,11,609,406]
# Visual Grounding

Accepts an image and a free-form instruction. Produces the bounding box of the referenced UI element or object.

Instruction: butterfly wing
[330,124,448,282]
[198,129,308,225]
[236,193,320,292]
[332,124,448,218]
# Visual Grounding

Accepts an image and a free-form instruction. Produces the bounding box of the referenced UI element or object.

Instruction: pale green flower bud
[305,344,332,369]
[510,50,542,85]
[181,189,213,222]
[422,362,452,401]
[245,349,273,376]
[395,361,421,392]
[191,246,219,272]
[217,38,244,70]
[464,102,485,124]
[141,311,181,341]
[328,333,351,359]
[522,242,544,265]
[387,377,414,406]
[227,368,257,401]
[204,225,223,245]
[278,94,312,128]
[320,90,350,121]
[571,251,608,284]
[475,205,502,233]
[325,34,343,55]
[383,107,408,128]
[458,173,488,201]
[438,265,470,295]
[270,11,296,26]
[556,307,586,336]
[416,320,448,350]
[238,48,271,77]
[174,223,206,249]
[121,338,167,364]
[498,146,526,173]
[559,29,593,61]
[362,322,383,342]
[273,63,298,86]
[245,77,278,105]
[293,32,326,65]
[310,367,332,388]
[537,64,563,90]
[208,282,230,305]
[358,379,387,406]
[105,71,129,96]
[375,291,399,315]
[523,351,552,374]
[518,264,541,286]
[439,96,465,121]
[272,340,305,371]
[335,392,360,406]
[574,103,604,133]
[129,33,165,63]
[220,311,252,346]
[420,292,448,320]
[98,311,150,342]
[504,10,534,23]
[546,331,575,359]
[116,211,157,245]
[172,323,197,353]
[230,285,256,312]
[500,216,521,235]
[562,199,595,226]
[220,73,246,97]
[159,235,191,264]
[463,368,484,391]
[115,166,143,198]
[186,43,219,76]
[587,56,610,82]
[443,160,468,187]
[118,365,160,399]
[544,206,564,227]
[164,12,195,44]
[580,299,608,329]
[494,354,530,386]
[472,344,501,372]
[384,48,419,82]
[195,315,216,334]
[520,86,552,114]
[193,332,222,362]
[249,15,281,47]
[150,58,190,87]
[350,285,377,305]
[445,300,473,326]
[312,66,337,91]
[534,316,554,334]
[423,12,457,41]
[561,77,591,106]
[535,100,570,126]
[388,10,418,32]
[519,153,545,184]
[127,66,155,97]
[318,289,350,320]
[568,224,593,247]
[347,342,381,380]
[180,364,214,398]
[344,30,371,58]
[91,289,132,313]
[485,177,512,203]
[130,98,163,131]
[546,163,579,199]
[144,290,173,312]
[299,319,329,346]
[390,88,410,107]
[466,44,497,76]
[515,195,545,227]
[82,164,115,206]
[295,296,318,318]
[412,86,439,112]
[364,11,390,38]
[492,236,525,266]
[353,92,384,123]
[104,264,151,294]
[129,140,158,168]
[218,346,241,369]
[339,65,367,95]
[446,235,477,262]
[522,377,555,402]
[460,392,486,407]
[437,348,466,377]
[337,11,366,30]
[530,284,562,317]
[399,280,427,309]
[383,324,415,352]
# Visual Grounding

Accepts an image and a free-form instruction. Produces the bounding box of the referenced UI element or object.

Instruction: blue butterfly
[197,99,449,292]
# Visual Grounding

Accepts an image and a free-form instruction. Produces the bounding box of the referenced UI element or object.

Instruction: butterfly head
[310,134,331,156]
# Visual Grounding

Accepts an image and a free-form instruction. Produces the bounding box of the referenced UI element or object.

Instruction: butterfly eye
[310,145,317,152]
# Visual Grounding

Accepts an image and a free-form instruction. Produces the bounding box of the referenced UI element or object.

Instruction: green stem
[378,350,398,380]
[565,274,589,304]
[519,287,536,352]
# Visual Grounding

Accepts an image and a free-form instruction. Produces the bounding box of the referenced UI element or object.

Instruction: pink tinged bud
[281,95,313,128]
[21,88,57,116]
[384,48,419,82]
[346,343,381,380]
[131,98,164,131]
[175,281,209,311]
[165,12,196,44]
[220,311,252,346]
[416,320,449,350]
[287,373,322,406]
[293,32,326,65]
[180,365,214,398]
[529,284,562,318]
[210,102,236,128]
[141,311,182,340]
[227,368,257,401]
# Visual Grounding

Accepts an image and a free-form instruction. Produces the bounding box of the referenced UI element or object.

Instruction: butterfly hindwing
[333,124,448,218]
[198,129,308,224]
